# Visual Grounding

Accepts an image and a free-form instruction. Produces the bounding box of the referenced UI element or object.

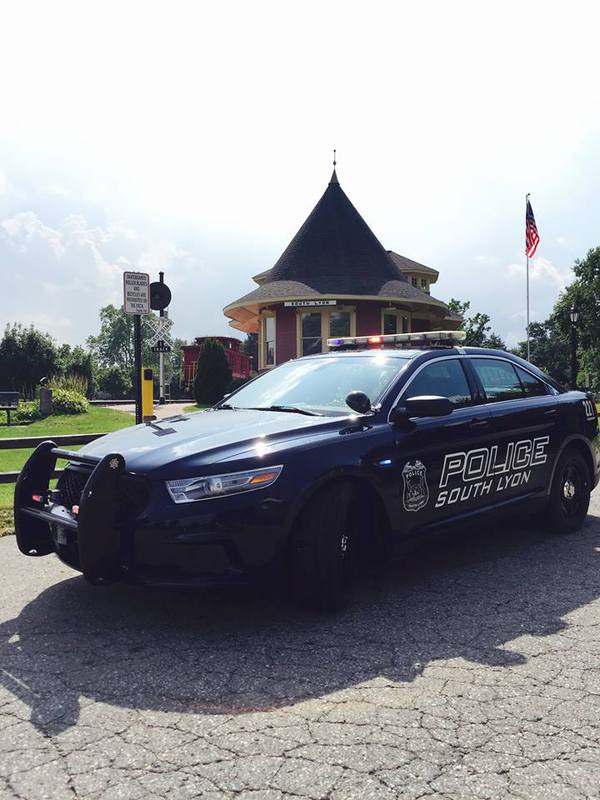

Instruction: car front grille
[58,465,89,509]
[57,463,149,518]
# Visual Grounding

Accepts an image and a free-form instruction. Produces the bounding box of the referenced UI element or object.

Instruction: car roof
[303,345,523,362]
[298,347,563,390]
[299,349,424,360]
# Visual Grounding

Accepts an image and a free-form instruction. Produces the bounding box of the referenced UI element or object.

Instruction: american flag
[525,198,540,258]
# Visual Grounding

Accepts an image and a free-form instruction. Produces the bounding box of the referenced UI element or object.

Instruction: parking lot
[1,490,600,800]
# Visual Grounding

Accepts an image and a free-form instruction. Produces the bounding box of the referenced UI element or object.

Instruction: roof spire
[329,148,339,185]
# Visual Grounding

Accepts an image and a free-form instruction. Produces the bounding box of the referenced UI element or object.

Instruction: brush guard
[14,441,126,585]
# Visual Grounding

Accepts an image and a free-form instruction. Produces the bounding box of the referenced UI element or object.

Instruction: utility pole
[159,272,166,405]
[149,271,172,405]
[133,314,143,423]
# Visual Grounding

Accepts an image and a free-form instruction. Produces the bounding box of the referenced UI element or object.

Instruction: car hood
[78,409,342,477]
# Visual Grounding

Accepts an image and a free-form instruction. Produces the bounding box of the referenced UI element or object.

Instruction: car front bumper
[14,441,290,588]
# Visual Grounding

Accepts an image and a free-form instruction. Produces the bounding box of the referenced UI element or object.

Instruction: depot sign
[284,300,337,307]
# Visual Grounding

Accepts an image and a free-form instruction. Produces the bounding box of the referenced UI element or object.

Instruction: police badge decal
[402,460,429,512]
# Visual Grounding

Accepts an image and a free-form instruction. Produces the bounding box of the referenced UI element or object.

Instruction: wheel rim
[560,461,584,518]
[337,501,358,582]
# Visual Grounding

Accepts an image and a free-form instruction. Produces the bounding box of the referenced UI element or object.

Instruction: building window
[301,312,322,356]
[329,310,351,338]
[382,310,409,335]
[263,314,275,367]
[296,306,356,356]
[411,277,418,287]
[420,278,429,292]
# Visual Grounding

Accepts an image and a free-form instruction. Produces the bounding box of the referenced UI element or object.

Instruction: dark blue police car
[15,331,600,609]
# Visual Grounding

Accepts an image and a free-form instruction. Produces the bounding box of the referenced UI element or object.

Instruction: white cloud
[506,257,569,290]
[0,1,599,351]
[529,257,570,290]
[0,209,201,345]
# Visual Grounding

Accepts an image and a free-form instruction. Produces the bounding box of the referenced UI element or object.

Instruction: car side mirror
[345,391,372,415]
[390,395,453,424]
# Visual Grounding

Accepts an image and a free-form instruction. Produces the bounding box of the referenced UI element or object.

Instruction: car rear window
[514,365,548,397]
[471,358,524,402]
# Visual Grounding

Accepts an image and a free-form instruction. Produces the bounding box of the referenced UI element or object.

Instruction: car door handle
[544,408,558,417]
[469,417,490,429]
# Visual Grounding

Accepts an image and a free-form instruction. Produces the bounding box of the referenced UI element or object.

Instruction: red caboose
[181,336,252,391]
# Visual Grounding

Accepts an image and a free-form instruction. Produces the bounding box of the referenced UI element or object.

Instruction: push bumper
[15,441,127,585]
[15,442,290,588]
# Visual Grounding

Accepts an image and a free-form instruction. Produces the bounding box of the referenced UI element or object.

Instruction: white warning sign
[123,271,150,315]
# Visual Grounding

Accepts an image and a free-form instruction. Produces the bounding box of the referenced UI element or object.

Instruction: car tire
[288,482,361,611]
[546,448,591,534]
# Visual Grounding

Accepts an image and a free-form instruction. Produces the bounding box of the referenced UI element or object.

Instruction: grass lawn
[0,407,134,520]
[183,404,209,413]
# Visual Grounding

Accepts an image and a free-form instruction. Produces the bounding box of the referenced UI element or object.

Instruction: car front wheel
[288,482,362,611]
[546,448,591,534]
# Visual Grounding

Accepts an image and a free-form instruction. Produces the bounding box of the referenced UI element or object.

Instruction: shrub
[0,401,44,425]
[194,339,232,405]
[50,373,89,396]
[51,388,89,415]
[17,401,44,422]
[96,365,132,399]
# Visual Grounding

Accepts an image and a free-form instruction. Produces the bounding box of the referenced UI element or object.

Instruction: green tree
[96,365,132,399]
[513,320,570,386]
[0,323,59,397]
[241,333,258,371]
[56,344,96,396]
[87,304,185,395]
[447,299,506,349]
[548,247,600,391]
[194,339,232,405]
[86,305,138,370]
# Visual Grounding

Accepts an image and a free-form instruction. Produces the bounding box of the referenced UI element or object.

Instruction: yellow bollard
[141,368,155,421]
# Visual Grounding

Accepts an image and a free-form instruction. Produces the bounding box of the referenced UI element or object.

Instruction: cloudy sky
[1,0,599,348]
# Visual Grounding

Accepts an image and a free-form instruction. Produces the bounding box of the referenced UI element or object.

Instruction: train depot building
[224,168,460,369]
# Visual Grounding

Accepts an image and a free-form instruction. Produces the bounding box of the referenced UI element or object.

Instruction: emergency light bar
[327,330,466,351]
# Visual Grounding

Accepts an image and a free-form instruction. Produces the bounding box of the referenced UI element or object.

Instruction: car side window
[514,365,549,397]
[403,359,472,408]
[471,358,524,402]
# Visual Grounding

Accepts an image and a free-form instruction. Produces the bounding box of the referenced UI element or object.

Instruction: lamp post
[569,304,579,390]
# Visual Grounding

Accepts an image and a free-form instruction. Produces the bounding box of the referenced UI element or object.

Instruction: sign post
[123,271,150,424]
[149,271,172,405]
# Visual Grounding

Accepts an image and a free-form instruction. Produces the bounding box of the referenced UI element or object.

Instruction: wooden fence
[0,434,103,484]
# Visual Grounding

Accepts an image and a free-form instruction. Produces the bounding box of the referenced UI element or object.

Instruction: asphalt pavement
[1,491,600,799]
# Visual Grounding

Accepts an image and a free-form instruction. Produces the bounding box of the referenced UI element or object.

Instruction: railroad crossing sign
[123,271,150,315]
[147,315,174,352]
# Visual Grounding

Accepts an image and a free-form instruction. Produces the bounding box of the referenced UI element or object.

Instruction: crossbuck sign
[147,315,174,350]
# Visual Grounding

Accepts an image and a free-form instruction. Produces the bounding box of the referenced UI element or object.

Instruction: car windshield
[221,354,408,416]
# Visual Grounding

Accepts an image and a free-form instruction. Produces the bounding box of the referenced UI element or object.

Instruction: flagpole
[526,192,530,362]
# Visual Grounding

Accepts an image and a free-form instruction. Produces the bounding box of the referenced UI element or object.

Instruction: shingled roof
[224,170,449,324]
[387,250,439,278]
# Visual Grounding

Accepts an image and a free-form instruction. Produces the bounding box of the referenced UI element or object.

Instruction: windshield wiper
[249,405,321,416]
[217,403,236,410]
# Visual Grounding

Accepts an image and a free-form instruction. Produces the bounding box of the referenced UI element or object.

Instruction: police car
[14,331,600,609]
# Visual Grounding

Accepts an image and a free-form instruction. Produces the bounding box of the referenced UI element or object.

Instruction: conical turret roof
[224,171,449,328]
[265,171,404,294]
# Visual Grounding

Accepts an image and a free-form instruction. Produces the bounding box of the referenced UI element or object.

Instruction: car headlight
[166,465,283,504]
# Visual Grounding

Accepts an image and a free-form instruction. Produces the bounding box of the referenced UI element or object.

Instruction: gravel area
[1,490,599,799]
